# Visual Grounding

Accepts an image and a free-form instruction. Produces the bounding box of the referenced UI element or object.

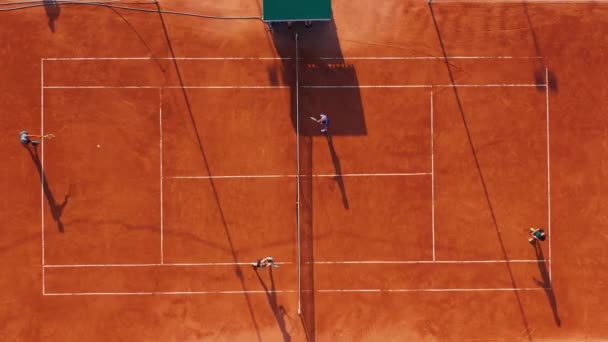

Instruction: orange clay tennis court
[1,0,608,341]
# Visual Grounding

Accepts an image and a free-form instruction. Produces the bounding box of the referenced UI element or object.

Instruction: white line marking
[42,56,544,61]
[431,91,436,261]
[43,86,290,89]
[313,172,431,177]
[42,260,545,268]
[546,67,552,282]
[304,85,432,89]
[169,175,297,179]
[43,57,293,61]
[166,173,431,180]
[159,89,164,264]
[44,262,294,268]
[303,84,546,89]
[431,0,606,3]
[40,58,45,295]
[42,287,547,296]
[313,260,547,264]
[43,84,547,90]
[295,32,302,316]
[44,86,160,89]
[43,290,299,296]
[310,56,544,60]
[317,287,547,293]
[163,86,290,89]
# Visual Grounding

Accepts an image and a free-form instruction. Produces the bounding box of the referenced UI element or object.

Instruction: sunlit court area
[1,0,608,341]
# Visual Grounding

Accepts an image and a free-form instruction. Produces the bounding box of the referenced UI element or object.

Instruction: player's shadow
[43,0,60,33]
[325,135,348,209]
[254,267,291,342]
[268,20,367,136]
[522,2,558,92]
[25,145,70,233]
[533,242,561,326]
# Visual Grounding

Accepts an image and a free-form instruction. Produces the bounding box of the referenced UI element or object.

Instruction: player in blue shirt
[20,131,40,146]
[311,113,329,133]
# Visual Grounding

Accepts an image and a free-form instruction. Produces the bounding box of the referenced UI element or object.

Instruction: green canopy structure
[262,0,332,22]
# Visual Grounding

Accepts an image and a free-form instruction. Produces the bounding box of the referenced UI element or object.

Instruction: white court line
[42,84,546,89]
[313,260,546,264]
[40,59,45,295]
[310,56,544,60]
[42,57,293,61]
[430,91,436,261]
[546,68,552,282]
[44,86,159,89]
[42,287,546,296]
[304,85,432,89]
[431,0,607,3]
[303,84,546,89]
[44,262,294,268]
[42,56,544,61]
[44,290,298,296]
[42,260,545,268]
[314,172,430,177]
[163,86,290,89]
[167,173,431,180]
[159,89,164,264]
[295,32,302,316]
[169,174,296,179]
[43,86,289,89]
[317,287,547,293]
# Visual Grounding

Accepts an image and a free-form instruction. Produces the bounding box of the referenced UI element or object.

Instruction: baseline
[43,83,547,89]
[42,287,546,297]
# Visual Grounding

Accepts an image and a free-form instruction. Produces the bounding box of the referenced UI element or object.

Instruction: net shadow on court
[298,128,315,341]
[268,19,366,340]
[269,20,367,136]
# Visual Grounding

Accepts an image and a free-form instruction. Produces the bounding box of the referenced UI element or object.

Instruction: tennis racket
[309,116,318,122]
[42,134,56,139]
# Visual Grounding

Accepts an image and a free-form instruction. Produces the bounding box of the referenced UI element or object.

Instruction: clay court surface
[1,0,608,341]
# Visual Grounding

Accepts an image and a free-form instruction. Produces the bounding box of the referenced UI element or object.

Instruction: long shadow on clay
[533,242,561,326]
[255,267,291,342]
[25,145,70,233]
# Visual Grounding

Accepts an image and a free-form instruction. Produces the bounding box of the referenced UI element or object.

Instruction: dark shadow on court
[268,18,362,341]
[533,242,561,326]
[429,4,533,342]
[298,131,315,342]
[522,3,558,92]
[268,20,367,136]
[108,7,167,73]
[152,3,263,341]
[25,145,70,233]
[325,135,348,209]
[43,0,60,33]
[254,267,291,342]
